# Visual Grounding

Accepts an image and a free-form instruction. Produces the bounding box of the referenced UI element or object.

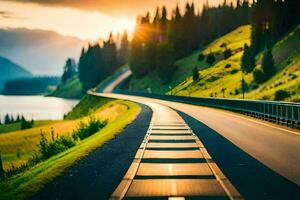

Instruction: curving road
[89,67,300,199]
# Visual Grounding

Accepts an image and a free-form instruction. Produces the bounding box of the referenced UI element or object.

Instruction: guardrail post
[291,106,294,128]
[0,151,4,180]
[286,106,288,127]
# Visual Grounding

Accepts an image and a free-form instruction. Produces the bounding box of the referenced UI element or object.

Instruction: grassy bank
[0,95,140,200]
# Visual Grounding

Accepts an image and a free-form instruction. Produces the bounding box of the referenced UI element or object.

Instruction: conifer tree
[206,52,216,66]
[4,114,10,124]
[62,58,76,83]
[193,66,200,82]
[262,47,275,77]
[242,44,255,73]
[119,31,129,65]
[156,41,176,82]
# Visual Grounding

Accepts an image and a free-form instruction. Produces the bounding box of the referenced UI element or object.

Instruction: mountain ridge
[0,28,86,75]
[0,56,32,91]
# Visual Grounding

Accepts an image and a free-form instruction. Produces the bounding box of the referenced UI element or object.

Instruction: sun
[113,18,136,36]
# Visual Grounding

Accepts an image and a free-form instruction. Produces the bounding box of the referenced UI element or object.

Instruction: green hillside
[128,24,299,102]
[170,24,300,102]
[128,25,251,94]
[50,75,83,99]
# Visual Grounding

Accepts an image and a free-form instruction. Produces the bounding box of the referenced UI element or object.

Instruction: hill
[0,57,32,91]
[127,24,300,102]
[0,28,85,75]
[170,24,300,102]
[50,75,83,99]
[2,76,60,95]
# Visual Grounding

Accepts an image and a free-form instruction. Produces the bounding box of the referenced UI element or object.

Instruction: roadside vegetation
[125,1,300,102]
[0,117,57,134]
[170,24,300,101]
[51,32,129,99]
[0,95,140,200]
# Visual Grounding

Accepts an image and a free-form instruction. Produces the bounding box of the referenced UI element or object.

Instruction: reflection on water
[0,95,79,121]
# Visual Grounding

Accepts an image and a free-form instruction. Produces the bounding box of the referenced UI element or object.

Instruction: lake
[0,95,79,122]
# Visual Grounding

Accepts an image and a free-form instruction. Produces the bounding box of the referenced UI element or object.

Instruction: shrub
[4,154,41,178]
[253,67,266,83]
[206,52,216,66]
[274,90,290,101]
[72,116,108,141]
[223,48,232,59]
[225,64,231,68]
[230,69,239,74]
[192,66,200,82]
[198,53,205,61]
[20,117,33,130]
[39,129,76,160]
[235,89,239,95]
[220,42,227,48]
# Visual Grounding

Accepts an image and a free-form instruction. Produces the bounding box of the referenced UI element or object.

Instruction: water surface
[0,95,79,121]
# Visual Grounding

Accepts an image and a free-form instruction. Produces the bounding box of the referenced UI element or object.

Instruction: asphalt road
[178,110,300,199]
[32,104,152,200]
[94,92,300,188]
[92,68,300,188]
[111,99,242,199]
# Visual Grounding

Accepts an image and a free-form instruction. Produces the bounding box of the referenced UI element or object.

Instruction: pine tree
[16,115,21,123]
[62,58,76,83]
[242,44,255,73]
[159,6,168,41]
[156,41,176,82]
[119,31,129,65]
[206,52,216,66]
[192,66,200,82]
[4,114,10,124]
[262,47,275,77]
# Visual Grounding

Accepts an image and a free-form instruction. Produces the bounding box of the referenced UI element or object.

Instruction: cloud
[1,0,208,18]
[0,10,15,18]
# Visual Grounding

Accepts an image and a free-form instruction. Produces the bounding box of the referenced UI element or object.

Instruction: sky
[0,0,229,40]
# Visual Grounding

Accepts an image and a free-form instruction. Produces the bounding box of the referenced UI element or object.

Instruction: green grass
[50,75,83,99]
[95,64,129,91]
[128,24,299,102]
[129,50,210,93]
[170,24,300,102]
[65,95,113,119]
[128,25,251,94]
[0,95,141,200]
[0,121,61,134]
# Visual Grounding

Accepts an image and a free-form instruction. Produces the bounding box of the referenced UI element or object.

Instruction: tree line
[2,76,60,95]
[62,0,299,92]
[129,0,252,82]
[242,0,300,83]
[1,114,34,130]
[78,32,129,91]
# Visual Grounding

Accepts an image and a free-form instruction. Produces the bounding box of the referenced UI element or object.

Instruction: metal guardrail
[116,90,300,130]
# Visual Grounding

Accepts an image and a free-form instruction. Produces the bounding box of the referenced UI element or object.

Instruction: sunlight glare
[113,18,136,36]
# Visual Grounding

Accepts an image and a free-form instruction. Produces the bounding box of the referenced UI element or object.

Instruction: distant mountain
[0,56,32,91]
[0,28,86,75]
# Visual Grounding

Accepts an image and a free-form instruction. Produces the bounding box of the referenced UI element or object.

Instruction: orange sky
[0,0,233,40]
